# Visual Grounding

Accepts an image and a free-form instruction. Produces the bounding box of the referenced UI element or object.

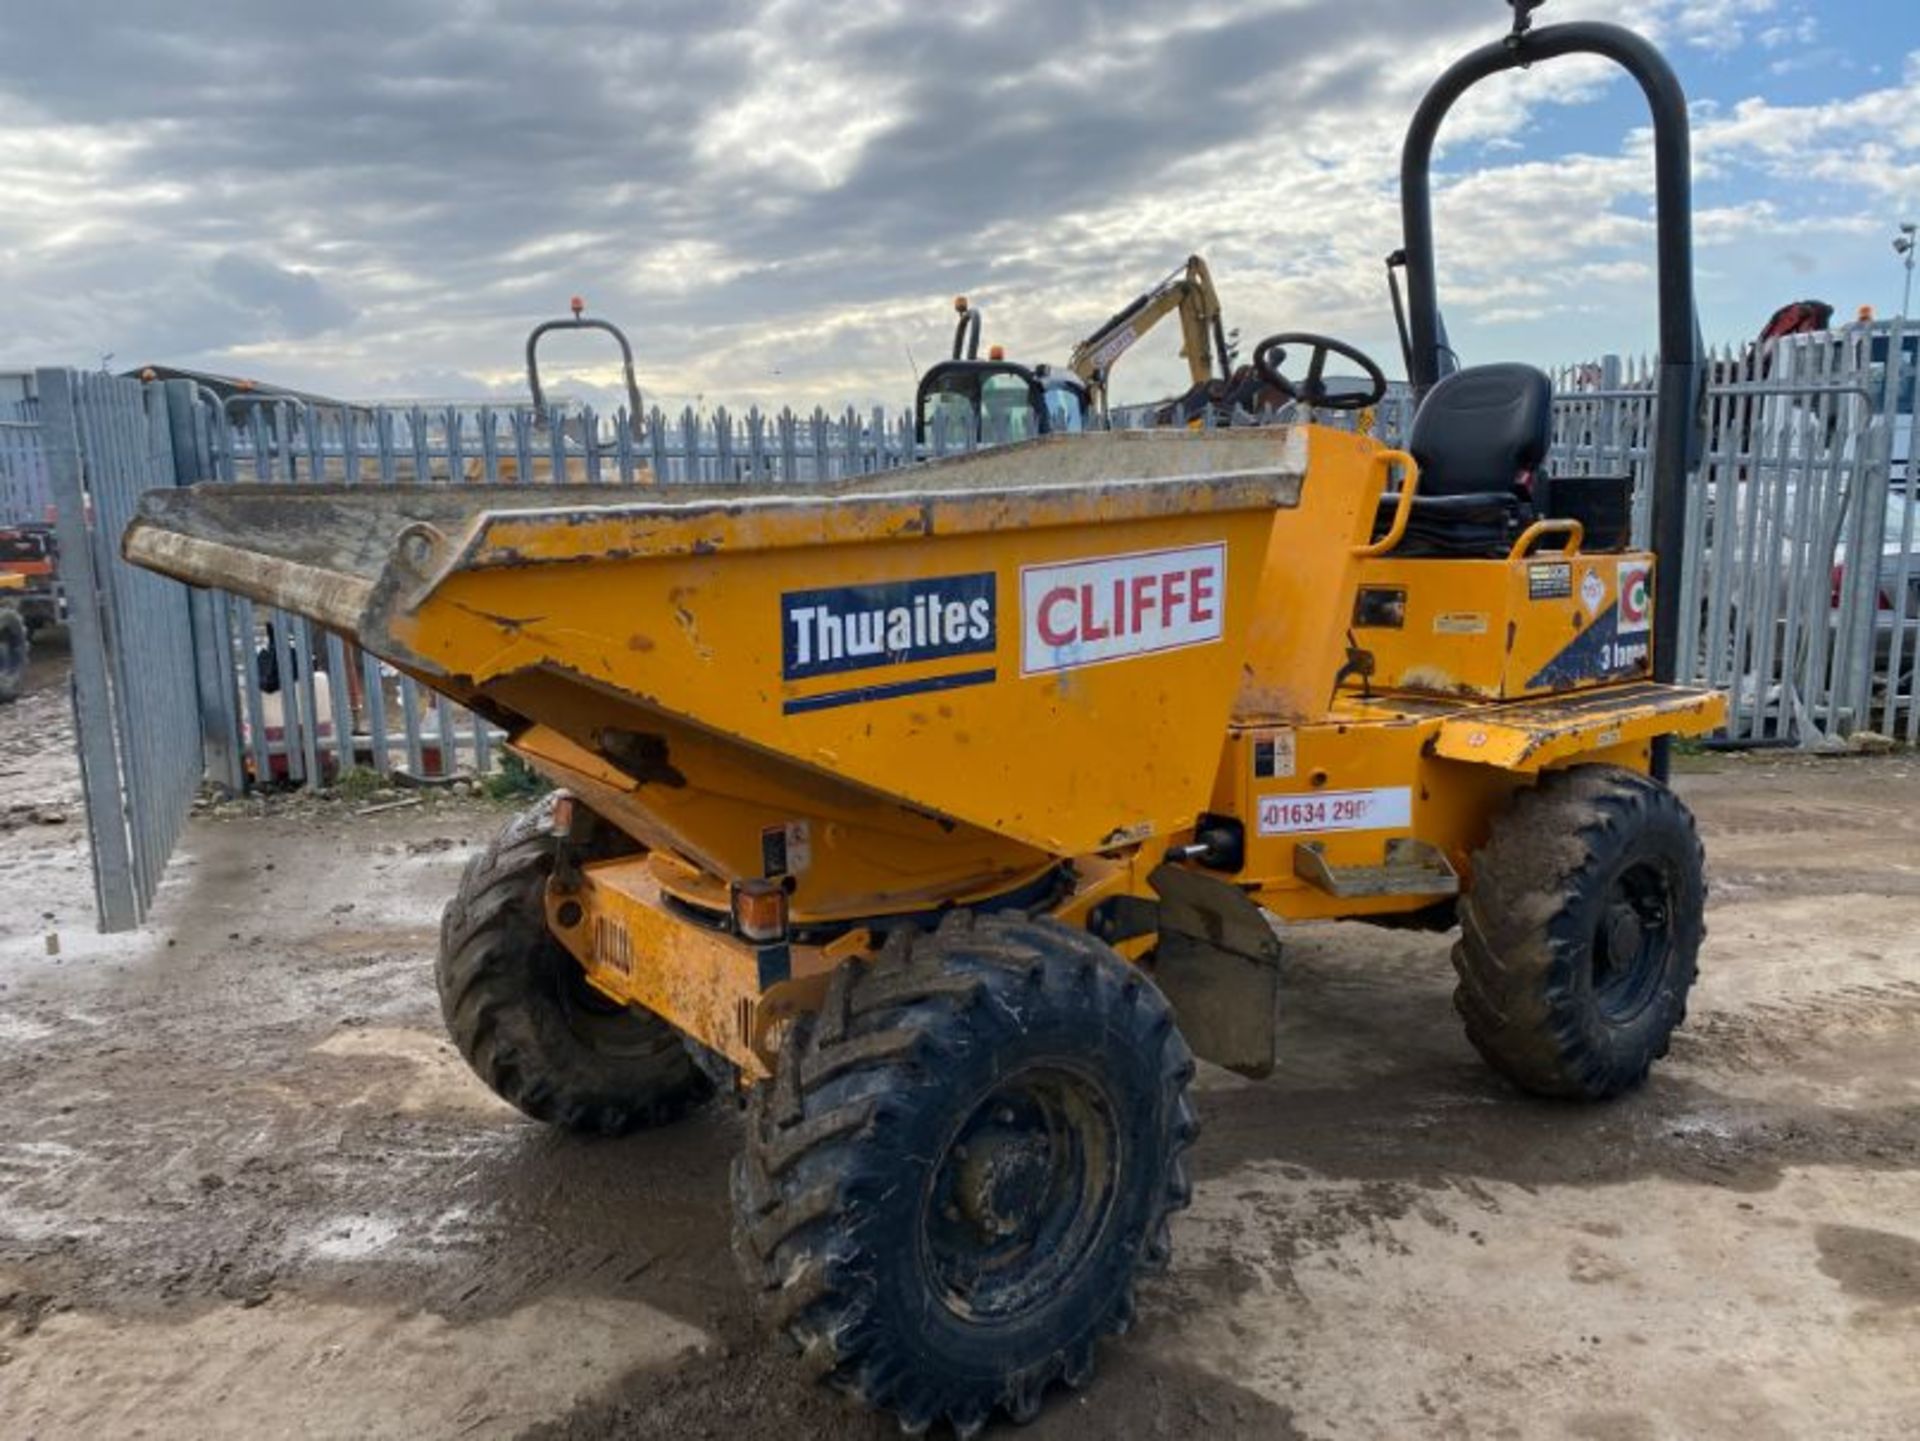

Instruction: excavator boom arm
[1066,255,1229,407]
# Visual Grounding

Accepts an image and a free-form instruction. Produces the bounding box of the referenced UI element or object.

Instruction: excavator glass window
[1041,382,1089,434]
[923,389,981,445]
[980,373,1039,442]
[915,360,1060,446]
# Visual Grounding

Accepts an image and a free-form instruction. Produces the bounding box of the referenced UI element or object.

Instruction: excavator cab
[916,299,1090,446]
[915,360,1089,446]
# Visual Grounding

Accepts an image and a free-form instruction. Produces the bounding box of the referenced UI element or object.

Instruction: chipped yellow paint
[385,439,1302,863]
[1432,683,1725,772]
[547,856,774,1076]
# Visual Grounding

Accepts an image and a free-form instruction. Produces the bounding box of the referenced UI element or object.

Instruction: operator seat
[1377,362,1552,557]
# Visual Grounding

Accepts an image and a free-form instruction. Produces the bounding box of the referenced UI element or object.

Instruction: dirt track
[2,652,1917,1439]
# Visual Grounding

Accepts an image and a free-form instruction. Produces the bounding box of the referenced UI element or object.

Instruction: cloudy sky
[0,0,1914,413]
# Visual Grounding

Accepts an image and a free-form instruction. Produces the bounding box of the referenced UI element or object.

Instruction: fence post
[38,368,139,931]
[162,381,245,794]
[1835,417,1894,732]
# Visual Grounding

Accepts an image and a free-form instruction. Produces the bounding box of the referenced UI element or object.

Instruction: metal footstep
[1293,838,1460,899]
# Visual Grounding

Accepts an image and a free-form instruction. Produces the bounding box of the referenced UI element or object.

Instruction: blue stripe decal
[783,668,998,715]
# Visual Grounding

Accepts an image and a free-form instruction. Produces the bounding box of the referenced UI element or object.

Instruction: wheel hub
[921,1067,1119,1323]
[955,1127,1052,1239]
[1604,903,1644,971]
[1590,861,1676,1021]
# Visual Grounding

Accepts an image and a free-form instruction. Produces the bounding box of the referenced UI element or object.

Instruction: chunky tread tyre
[732,913,1197,1439]
[1452,764,1706,1100]
[437,795,712,1134]
[0,606,27,704]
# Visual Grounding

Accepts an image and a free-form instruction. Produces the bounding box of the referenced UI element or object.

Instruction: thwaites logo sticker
[781,572,996,713]
[1617,560,1652,634]
[1021,543,1225,676]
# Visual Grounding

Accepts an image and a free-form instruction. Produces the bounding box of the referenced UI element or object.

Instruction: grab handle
[1352,449,1421,558]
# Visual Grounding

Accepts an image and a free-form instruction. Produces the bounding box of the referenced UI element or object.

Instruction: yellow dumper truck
[125,5,1721,1433]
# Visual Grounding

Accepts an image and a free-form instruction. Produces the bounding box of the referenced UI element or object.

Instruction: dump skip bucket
[127,429,1306,858]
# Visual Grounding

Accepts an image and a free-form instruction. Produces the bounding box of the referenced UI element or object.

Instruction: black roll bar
[1400,6,1704,778]
[952,299,983,361]
[525,299,645,439]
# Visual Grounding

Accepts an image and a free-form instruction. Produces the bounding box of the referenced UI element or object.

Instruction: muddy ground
[2,643,1917,1439]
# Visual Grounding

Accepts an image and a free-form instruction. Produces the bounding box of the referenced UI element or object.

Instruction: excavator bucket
[126,430,1305,860]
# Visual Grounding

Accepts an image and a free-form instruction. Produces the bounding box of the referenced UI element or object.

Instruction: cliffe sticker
[1618,561,1651,634]
[1021,543,1224,676]
[1257,787,1412,837]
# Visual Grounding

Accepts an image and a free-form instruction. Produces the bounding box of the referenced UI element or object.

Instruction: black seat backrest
[1408,363,1552,499]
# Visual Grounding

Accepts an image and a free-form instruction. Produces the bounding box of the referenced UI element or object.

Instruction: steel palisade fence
[1,392,49,525]
[37,370,204,930]
[1530,322,1917,746]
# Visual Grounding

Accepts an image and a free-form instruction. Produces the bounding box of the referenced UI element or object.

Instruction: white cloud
[1758,16,1819,51]
[0,1,1913,408]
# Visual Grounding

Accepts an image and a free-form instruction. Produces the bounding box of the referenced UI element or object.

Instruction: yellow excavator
[1067,253,1241,417]
[916,257,1271,442]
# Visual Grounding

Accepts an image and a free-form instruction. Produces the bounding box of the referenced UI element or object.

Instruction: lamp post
[1897,222,1917,319]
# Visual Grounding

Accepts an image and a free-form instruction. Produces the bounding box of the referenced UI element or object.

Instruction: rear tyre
[1452,765,1705,1100]
[732,912,1197,1439]
[437,794,713,1134]
[0,606,28,704]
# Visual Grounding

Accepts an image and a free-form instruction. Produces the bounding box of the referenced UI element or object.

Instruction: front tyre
[1453,765,1706,1100]
[732,912,1197,1438]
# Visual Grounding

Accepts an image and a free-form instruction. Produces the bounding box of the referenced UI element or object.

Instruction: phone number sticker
[1257,786,1412,837]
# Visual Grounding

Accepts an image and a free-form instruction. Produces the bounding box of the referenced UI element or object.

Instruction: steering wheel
[1252,332,1388,412]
